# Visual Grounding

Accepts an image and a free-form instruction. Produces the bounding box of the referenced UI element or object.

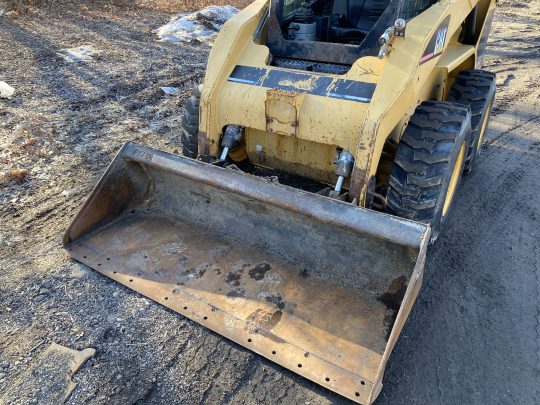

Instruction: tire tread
[386,101,471,231]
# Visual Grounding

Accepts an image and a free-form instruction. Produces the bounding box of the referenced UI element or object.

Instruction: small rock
[38,288,50,295]
[0,372,6,379]
[116,373,122,380]
[33,294,48,304]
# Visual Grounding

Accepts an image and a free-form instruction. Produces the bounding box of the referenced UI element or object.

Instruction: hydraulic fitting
[378,19,406,59]
[333,149,354,193]
[220,125,243,160]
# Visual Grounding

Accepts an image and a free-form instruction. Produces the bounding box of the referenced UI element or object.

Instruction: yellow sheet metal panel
[199,0,270,155]
[218,77,371,153]
[246,128,339,184]
[265,89,304,137]
[436,44,476,73]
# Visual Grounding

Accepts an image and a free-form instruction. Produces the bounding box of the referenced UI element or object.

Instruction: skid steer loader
[64,0,496,402]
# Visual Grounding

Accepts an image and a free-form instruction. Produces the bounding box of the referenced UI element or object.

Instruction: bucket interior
[65,142,428,404]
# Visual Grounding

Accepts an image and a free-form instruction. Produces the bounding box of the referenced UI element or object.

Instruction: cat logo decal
[420,16,451,64]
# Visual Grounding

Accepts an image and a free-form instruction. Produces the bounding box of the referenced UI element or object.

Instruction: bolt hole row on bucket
[79,251,370,396]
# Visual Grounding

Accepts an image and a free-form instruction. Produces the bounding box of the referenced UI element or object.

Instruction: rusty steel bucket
[64,142,430,404]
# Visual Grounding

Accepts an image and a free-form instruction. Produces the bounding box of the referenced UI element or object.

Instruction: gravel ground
[0,0,539,404]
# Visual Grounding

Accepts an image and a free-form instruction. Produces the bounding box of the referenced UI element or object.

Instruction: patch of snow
[0,81,15,99]
[57,45,101,62]
[155,5,238,43]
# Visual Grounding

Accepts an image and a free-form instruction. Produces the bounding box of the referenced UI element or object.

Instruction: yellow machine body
[199,0,495,204]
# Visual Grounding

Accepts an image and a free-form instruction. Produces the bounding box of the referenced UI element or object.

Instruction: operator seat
[329,0,391,41]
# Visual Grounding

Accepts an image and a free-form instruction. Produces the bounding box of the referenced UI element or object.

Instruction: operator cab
[266,0,436,71]
[281,0,391,44]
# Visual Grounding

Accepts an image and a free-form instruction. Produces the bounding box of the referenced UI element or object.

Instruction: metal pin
[335,176,344,193]
[220,147,229,161]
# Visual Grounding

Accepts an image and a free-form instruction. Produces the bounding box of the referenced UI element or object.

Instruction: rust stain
[257,328,288,343]
[349,167,367,203]
[197,130,209,156]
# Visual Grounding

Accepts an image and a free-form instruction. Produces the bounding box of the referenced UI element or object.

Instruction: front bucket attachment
[64,142,430,404]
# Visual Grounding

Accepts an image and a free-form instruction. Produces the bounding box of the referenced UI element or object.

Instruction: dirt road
[1,1,539,403]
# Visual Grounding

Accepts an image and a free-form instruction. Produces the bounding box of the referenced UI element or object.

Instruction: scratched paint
[228,65,376,103]
[278,77,317,91]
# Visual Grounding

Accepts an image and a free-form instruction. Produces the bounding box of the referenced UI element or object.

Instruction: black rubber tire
[386,101,472,242]
[448,69,496,174]
[181,84,202,158]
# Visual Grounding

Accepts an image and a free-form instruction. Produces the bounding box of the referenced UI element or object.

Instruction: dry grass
[0,169,28,187]
[2,0,252,14]
[1,0,32,13]
[135,0,252,12]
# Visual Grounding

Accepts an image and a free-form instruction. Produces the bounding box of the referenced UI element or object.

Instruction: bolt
[395,19,406,30]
